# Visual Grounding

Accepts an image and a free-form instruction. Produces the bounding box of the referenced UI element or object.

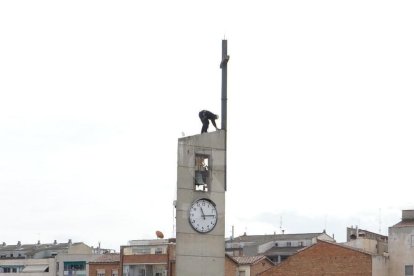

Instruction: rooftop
[228,232,326,244]
[90,254,120,263]
[230,255,270,265]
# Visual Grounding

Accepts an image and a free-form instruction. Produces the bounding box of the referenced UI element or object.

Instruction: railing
[63,271,86,276]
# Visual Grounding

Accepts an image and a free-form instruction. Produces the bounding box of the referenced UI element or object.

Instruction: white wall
[344,239,378,254]
[388,226,414,276]
[0,258,55,276]
[372,255,389,276]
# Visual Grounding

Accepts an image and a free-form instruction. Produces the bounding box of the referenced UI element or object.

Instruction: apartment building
[55,243,95,276]
[344,226,388,254]
[120,239,175,276]
[388,209,414,276]
[0,240,94,276]
[226,255,273,276]
[0,258,55,276]
[258,240,388,276]
[88,254,120,276]
[226,231,334,263]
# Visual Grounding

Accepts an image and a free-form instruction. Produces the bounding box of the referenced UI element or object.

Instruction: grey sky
[1,1,413,250]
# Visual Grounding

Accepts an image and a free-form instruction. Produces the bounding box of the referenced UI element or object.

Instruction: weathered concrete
[176,130,226,276]
[388,210,414,276]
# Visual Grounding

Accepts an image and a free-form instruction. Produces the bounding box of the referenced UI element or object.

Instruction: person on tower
[199,110,219,133]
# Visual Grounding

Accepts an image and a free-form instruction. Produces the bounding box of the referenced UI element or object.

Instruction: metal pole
[220,39,229,191]
[220,40,229,131]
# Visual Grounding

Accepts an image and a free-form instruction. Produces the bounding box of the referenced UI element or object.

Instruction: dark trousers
[199,112,209,133]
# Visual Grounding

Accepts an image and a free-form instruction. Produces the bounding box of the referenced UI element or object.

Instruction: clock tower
[175,40,229,276]
[175,130,226,276]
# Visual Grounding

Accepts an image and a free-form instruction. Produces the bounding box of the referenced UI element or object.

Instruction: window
[64,261,86,275]
[1,267,20,273]
[132,247,151,254]
[195,154,209,191]
[97,269,105,276]
[274,242,278,247]
[154,247,163,254]
[286,242,291,247]
[111,270,118,276]
[280,255,289,261]
[406,265,413,276]
[238,271,246,276]
[298,241,303,247]
[411,235,414,247]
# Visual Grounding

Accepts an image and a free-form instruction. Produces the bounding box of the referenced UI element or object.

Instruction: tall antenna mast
[379,208,382,234]
[220,39,230,131]
[220,39,229,191]
[280,215,283,233]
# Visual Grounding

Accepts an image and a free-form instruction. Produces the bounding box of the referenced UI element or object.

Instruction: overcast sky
[1,1,413,251]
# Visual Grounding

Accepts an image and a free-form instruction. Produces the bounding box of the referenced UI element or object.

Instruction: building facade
[120,239,175,276]
[0,241,95,276]
[0,258,55,276]
[175,131,226,275]
[227,256,273,276]
[226,232,334,263]
[88,254,120,276]
[345,226,388,254]
[258,240,388,276]
[388,210,414,276]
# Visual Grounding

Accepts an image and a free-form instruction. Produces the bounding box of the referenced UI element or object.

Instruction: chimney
[17,241,21,247]
[37,240,41,245]
[402,210,414,220]
[1,242,5,246]
[54,240,57,245]
[68,239,72,245]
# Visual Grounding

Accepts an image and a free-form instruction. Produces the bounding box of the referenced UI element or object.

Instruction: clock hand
[200,207,206,219]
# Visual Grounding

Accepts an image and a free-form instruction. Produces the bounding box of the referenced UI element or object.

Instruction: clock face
[189,198,218,233]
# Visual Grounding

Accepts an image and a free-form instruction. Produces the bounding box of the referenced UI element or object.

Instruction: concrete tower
[175,130,226,276]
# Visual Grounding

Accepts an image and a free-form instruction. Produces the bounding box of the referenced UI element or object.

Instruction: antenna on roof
[220,39,229,191]
[378,208,382,234]
[280,215,283,233]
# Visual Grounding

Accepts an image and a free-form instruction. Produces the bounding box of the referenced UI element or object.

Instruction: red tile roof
[231,255,268,265]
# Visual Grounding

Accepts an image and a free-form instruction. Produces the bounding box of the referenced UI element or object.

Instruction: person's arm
[211,119,218,130]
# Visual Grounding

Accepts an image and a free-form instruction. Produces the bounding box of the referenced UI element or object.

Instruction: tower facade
[175,130,226,276]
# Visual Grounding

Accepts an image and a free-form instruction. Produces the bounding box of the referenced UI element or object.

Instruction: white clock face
[189,198,217,233]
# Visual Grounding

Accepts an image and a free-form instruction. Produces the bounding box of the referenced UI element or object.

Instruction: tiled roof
[229,233,324,244]
[90,254,120,263]
[231,255,268,265]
